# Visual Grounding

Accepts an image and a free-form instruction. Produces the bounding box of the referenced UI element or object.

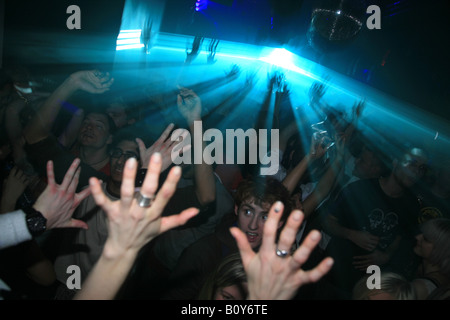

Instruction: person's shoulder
[339,177,376,196]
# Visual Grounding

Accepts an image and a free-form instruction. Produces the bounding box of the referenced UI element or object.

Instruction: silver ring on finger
[276,247,289,258]
[136,192,155,208]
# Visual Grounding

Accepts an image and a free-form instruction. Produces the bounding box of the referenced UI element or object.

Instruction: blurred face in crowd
[414,233,434,260]
[394,148,428,188]
[353,147,383,179]
[110,140,140,184]
[291,188,303,211]
[78,113,113,149]
[235,198,271,250]
[214,283,248,300]
[107,102,132,129]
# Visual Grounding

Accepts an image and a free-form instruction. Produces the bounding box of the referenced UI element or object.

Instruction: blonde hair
[197,253,247,300]
[421,218,450,277]
[352,272,416,300]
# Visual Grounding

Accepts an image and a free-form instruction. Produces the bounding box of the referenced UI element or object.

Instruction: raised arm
[74,153,199,300]
[301,136,347,218]
[0,166,31,214]
[0,158,92,249]
[23,70,113,144]
[177,87,215,206]
[282,133,331,195]
[136,123,191,173]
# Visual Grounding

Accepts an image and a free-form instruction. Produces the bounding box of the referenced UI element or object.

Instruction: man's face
[395,148,428,188]
[353,148,382,179]
[107,103,128,129]
[235,198,271,250]
[110,140,140,184]
[78,113,112,148]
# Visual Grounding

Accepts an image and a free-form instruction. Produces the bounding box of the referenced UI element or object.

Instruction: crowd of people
[0,43,449,301]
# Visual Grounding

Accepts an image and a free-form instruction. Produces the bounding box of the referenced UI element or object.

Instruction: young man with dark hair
[161,176,292,300]
[23,70,116,192]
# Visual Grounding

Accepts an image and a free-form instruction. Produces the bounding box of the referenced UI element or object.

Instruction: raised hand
[32,158,91,229]
[207,39,219,64]
[352,99,366,122]
[309,131,333,159]
[136,123,191,171]
[89,153,199,260]
[141,18,153,53]
[69,70,114,94]
[177,87,202,124]
[0,166,31,213]
[231,202,334,300]
[185,36,204,64]
[274,72,287,93]
[308,80,328,105]
[225,64,241,80]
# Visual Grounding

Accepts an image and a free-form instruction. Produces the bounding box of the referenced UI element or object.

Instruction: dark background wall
[3,0,125,76]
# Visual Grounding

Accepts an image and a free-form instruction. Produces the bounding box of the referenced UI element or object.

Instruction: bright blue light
[117,30,141,39]
[259,48,294,68]
[116,38,141,45]
[259,48,318,79]
[116,29,143,51]
[116,43,145,51]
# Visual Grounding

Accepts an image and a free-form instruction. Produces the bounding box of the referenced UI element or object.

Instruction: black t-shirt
[329,178,420,253]
[24,136,107,192]
[417,189,450,224]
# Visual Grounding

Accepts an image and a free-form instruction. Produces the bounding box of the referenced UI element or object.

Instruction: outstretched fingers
[297,256,334,285]
[260,201,284,253]
[291,230,323,269]
[90,177,114,214]
[276,210,305,256]
[67,166,81,196]
[140,153,162,200]
[149,165,181,215]
[62,218,89,230]
[158,123,175,144]
[160,207,199,234]
[74,185,92,209]
[120,157,138,211]
[230,227,255,268]
[291,230,334,284]
[60,158,81,191]
[136,138,148,160]
[46,160,56,189]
